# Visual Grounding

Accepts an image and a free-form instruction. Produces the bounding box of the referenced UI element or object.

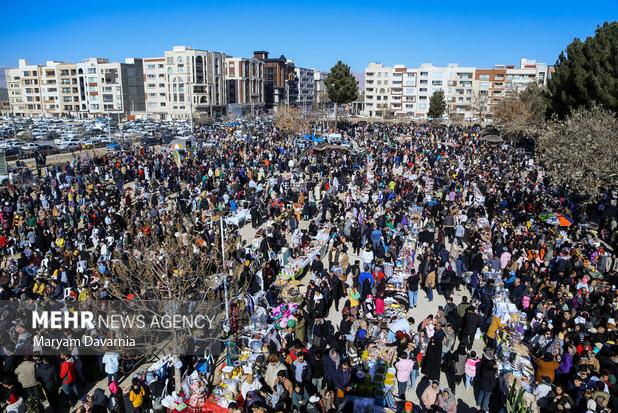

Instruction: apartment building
[159,46,226,119]
[6,59,83,117]
[416,63,476,120]
[0,68,8,112]
[76,57,145,117]
[253,51,295,110]
[143,57,168,118]
[6,57,145,118]
[313,70,328,106]
[225,56,264,116]
[6,60,42,117]
[290,67,314,111]
[364,63,418,118]
[363,58,550,120]
[506,58,550,92]
[473,68,507,120]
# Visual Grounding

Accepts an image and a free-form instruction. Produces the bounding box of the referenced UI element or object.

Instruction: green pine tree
[428,90,447,120]
[325,61,359,130]
[548,21,618,118]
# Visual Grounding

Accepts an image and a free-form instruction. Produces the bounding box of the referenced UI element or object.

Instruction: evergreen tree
[428,90,447,120]
[548,21,618,118]
[325,61,359,129]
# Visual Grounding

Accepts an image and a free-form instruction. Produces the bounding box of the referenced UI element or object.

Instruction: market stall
[492,287,540,413]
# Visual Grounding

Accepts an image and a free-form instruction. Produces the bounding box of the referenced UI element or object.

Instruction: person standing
[395,353,415,398]
[128,377,146,413]
[59,354,78,407]
[475,353,498,413]
[424,269,436,302]
[406,269,420,309]
[14,357,41,402]
[461,306,480,350]
[102,351,120,384]
[421,335,443,382]
[35,356,60,410]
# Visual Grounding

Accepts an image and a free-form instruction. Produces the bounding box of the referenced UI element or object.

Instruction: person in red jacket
[59,354,79,406]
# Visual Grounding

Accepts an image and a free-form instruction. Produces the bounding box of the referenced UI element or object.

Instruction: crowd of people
[0,117,617,413]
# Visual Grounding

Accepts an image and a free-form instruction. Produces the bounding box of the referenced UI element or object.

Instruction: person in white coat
[360,245,374,272]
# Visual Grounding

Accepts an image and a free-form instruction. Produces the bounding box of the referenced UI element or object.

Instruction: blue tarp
[303,134,325,143]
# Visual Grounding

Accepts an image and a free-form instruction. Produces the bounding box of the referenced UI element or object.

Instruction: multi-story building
[0,67,8,103]
[6,59,83,117]
[6,60,43,117]
[143,57,168,119]
[44,62,82,116]
[76,57,145,117]
[225,56,264,116]
[0,67,10,115]
[473,67,507,121]
[364,63,419,118]
[506,58,550,92]
[253,51,295,110]
[415,63,476,120]
[160,46,226,119]
[6,57,145,118]
[291,67,314,111]
[313,70,328,107]
[363,58,550,120]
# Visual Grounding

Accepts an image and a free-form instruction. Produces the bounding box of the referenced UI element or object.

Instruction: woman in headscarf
[437,388,457,413]
[421,334,443,381]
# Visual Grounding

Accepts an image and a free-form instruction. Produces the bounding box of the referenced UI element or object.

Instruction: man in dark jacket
[36,356,60,410]
[475,351,498,412]
[307,350,324,395]
[406,269,420,309]
[461,307,480,350]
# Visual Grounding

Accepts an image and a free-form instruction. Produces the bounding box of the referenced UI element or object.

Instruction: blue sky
[1,0,616,72]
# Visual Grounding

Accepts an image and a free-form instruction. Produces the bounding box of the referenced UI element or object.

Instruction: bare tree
[107,226,240,390]
[494,83,548,138]
[472,92,489,124]
[275,106,310,137]
[537,105,618,199]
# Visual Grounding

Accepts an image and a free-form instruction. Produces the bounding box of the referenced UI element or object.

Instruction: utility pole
[220,217,230,324]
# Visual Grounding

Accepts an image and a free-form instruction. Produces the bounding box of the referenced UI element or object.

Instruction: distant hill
[353,72,365,91]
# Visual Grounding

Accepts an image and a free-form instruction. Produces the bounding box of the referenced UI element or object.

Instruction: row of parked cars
[0,116,202,158]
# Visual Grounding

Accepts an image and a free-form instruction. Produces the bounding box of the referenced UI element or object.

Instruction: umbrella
[480,134,504,143]
[539,212,574,227]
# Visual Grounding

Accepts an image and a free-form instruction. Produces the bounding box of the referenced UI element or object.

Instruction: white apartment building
[364,63,419,118]
[162,46,226,119]
[506,58,550,92]
[6,60,43,117]
[6,57,145,118]
[225,56,264,116]
[6,59,82,117]
[143,57,168,118]
[364,58,550,120]
[416,63,476,120]
[292,67,315,110]
[76,57,145,117]
[313,70,328,106]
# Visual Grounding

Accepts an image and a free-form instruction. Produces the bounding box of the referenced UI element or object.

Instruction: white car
[22,143,40,151]
[57,139,82,150]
